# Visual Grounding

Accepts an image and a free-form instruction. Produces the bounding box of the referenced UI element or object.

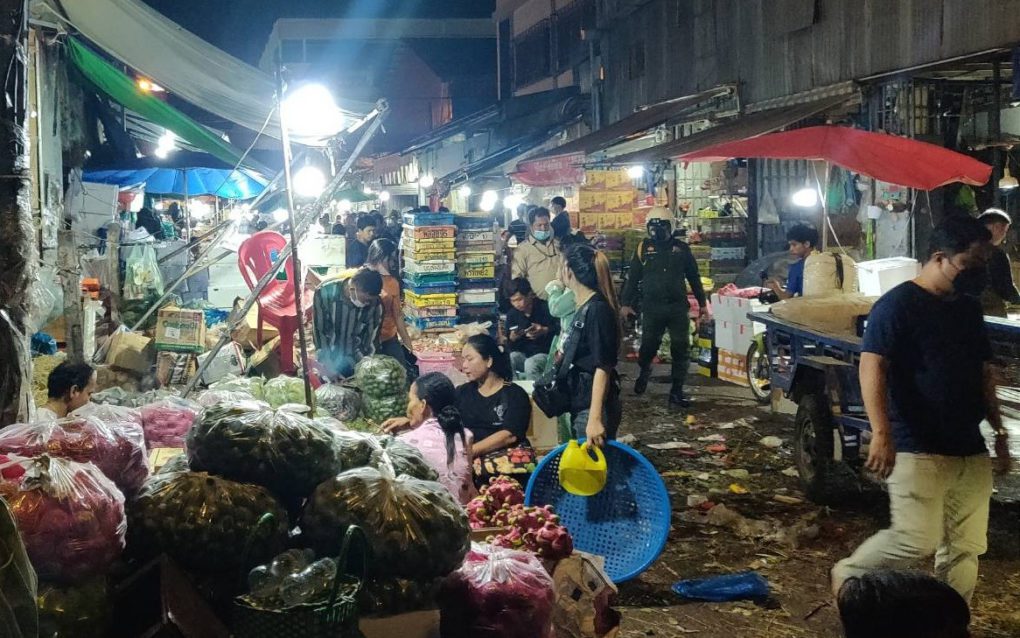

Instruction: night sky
[141,0,496,64]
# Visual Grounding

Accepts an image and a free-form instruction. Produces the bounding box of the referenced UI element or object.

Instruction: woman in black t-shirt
[558,244,622,448]
[455,335,532,454]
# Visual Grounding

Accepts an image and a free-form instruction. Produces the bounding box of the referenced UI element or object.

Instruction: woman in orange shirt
[365,238,415,366]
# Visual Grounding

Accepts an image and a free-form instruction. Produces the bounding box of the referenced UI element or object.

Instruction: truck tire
[794,393,845,505]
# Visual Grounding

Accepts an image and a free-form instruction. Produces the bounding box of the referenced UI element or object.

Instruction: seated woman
[387,372,476,504]
[456,335,536,485]
[37,362,97,421]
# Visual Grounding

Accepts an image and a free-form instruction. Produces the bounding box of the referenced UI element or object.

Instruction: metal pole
[992,60,1003,207]
[276,65,314,408]
[181,101,390,398]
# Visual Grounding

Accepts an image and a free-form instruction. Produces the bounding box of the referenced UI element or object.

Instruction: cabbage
[438,544,555,638]
[0,416,148,495]
[0,455,126,585]
[128,471,288,573]
[187,402,339,500]
[301,466,469,580]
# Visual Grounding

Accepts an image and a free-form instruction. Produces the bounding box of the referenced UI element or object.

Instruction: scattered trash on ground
[759,436,784,448]
[723,469,750,480]
[647,441,693,450]
[781,466,799,477]
[728,484,749,494]
[687,494,709,508]
[672,571,770,602]
[616,433,638,445]
[705,444,728,454]
[773,494,804,505]
[697,434,726,443]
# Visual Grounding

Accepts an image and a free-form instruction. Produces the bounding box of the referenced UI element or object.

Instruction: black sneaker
[668,386,691,409]
[634,369,650,395]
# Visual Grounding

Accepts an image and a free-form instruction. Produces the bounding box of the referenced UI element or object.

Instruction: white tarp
[38,0,373,141]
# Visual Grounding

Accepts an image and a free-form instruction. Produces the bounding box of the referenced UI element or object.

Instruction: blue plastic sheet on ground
[31,332,57,355]
[672,571,770,602]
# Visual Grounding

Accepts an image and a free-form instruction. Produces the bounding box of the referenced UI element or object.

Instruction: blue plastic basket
[525,441,671,583]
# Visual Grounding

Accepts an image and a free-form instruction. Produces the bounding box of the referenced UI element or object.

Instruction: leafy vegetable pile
[263,376,307,408]
[187,403,340,501]
[353,356,408,422]
[0,416,148,496]
[438,544,555,638]
[0,455,126,584]
[301,466,469,580]
[209,375,266,400]
[128,470,288,573]
[315,383,363,421]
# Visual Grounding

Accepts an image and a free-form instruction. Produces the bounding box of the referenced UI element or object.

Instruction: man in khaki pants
[832,217,1012,603]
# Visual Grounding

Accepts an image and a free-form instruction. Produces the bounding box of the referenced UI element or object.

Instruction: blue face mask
[533,229,552,242]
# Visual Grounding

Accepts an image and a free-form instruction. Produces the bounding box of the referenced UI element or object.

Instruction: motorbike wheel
[745,340,772,404]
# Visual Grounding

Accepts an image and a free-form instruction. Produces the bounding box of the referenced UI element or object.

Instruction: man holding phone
[505,277,559,380]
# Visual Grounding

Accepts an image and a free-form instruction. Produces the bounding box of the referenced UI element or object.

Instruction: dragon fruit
[481,476,524,508]
[527,522,574,560]
[466,495,495,530]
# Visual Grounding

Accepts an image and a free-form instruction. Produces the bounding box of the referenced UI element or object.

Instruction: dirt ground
[610,362,1020,638]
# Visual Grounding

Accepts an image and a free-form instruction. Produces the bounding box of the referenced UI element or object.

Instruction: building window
[628,44,645,79]
[279,39,304,64]
[555,0,596,72]
[514,20,552,89]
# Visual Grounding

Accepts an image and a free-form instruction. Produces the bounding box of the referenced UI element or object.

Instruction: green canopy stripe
[67,37,250,170]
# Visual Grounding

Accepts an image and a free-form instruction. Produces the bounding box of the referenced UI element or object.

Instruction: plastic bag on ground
[438,543,555,638]
[0,455,126,585]
[128,470,288,573]
[192,389,260,408]
[262,376,307,408]
[122,244,165,301]
[187,402,339,500]
[0,416,149,496]
[140,398,201,449]
[315,383,363,421]
[300,466,470,580]
[353,355,407,399]
[209,375,266,400]
[72,402,143,427]
[672,571,769,602]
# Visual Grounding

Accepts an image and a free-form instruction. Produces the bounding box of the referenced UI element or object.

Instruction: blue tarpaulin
[83,165,268,199]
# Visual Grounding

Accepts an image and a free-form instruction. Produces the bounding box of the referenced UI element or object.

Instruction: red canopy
[678,126,991,191]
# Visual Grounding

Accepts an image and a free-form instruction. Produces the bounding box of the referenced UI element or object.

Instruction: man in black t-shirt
[504,278,558,380]
[832,217,1011,604]
[978,208,1020,316]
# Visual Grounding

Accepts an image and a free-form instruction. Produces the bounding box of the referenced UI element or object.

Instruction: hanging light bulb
[791,178,819,208]
[999,165,1018,190]
[379,190,391,202]
[627,165,645,179]
[480,190,498,212]
[419,174,435,189]
[503,194,524,210]
[458,185,472,197]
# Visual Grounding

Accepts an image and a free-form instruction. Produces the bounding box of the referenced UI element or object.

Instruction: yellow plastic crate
[405,291,458,308]
[404,225,457,240]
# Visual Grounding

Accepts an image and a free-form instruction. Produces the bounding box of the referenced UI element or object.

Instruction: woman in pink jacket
[385,372,477,504]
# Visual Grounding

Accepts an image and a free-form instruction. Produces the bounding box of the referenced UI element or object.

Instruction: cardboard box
[148,448,185,472]
[232,305,280,349]
[106,330,155,375]
[155,307,206,353]
[156,351,197,386]
[717,348,749,387]
[360,610,439,638]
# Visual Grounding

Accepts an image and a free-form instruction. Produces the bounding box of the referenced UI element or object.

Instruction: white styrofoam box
[722,296,767,323]
[731,322,760,353]
[855,257,920,297]
[715,319,737,352]
[711,293,736,322]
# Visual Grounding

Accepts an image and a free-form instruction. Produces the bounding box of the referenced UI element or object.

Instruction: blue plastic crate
[407,315,458,332]
[403,212,455,226]
[526,441,671,583]
[402,280,458,295]
[404,272,458,287]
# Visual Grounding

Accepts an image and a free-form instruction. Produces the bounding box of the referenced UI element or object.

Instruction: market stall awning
[83,154,269,199]
[67,38,265,173]
[679,125,992,190]
[610,93,855,166]
[523,85,735,163]
[41,0,373,141]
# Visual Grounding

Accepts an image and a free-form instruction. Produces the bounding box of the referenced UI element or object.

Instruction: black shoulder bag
[532,301,592,418]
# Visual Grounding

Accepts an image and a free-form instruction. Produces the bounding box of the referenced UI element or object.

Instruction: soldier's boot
[634,366,651,395]
[668,383,691,409]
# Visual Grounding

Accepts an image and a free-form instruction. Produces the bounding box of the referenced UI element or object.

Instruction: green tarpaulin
[67,37,259,171]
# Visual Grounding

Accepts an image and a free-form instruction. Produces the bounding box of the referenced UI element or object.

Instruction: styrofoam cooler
[855,257,920,297]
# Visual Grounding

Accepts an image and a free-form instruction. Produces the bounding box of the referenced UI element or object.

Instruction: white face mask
[350,291,367,308]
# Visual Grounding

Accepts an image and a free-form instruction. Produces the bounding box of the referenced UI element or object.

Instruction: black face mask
[953,267,988,297]
[648,220,671,242]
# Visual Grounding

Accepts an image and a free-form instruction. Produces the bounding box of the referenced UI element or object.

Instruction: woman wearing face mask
[557,243,622,448]
[385,373,476,504]
[365,239,415,368]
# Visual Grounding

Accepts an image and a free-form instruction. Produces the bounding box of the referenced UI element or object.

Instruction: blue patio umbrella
[84,151,271,200]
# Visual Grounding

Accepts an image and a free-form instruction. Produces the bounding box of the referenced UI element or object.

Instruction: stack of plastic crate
[402,209,459,333]
[454,212,499,328]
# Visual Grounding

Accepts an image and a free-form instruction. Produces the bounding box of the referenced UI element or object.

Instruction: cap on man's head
[979,208,1011,225]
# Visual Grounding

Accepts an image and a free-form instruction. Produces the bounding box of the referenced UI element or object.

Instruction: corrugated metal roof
[609,93,856,166]
[525,85,735,162]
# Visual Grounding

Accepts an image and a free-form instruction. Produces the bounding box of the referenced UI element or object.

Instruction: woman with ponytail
[557,243,623,448]
[384,372,477,504]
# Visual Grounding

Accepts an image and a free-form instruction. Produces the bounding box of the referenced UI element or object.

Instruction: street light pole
[276,63,315,409]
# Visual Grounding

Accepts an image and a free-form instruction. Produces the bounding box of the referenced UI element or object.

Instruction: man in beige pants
[831,217,1012,603]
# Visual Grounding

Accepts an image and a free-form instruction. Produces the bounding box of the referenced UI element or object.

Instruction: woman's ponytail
[564,243,622,348]
[412,372,465,466]
[435,405,467,467]
[593,250,620,317]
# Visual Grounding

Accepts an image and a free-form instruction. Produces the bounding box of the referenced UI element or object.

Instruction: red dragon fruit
[526,522,574,560]
[466,495,495,530]
[480,476,524,508]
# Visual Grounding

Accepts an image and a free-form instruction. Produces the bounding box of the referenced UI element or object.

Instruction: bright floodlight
[338,199,353,212]
[282,84,345,140]
[503,194,524,210]
[627,165,645,179]
[154,147,169,159]
[272,208,289,222]
[379,190,391,202]
[480,190,498,212]
[459,185,472,197]
[791,186,819,208]
[419,174,435,189]
[363,185,374,195]
[293,166,327,199]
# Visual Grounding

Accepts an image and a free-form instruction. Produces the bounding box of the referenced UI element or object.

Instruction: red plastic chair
[238,231,300,374]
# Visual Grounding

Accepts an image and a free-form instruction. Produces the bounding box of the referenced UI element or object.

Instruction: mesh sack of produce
[0,455,126,585]
[438,544,555,638]
[357,577,441,616]
[374,436,439,481]
[128,470,288,573]
[301,465,470,580]
[37,578,111,638]
[363,394,408,423]
[187,402,340,500]
[353,355,407,399]
[263,376,307,408]
[333,430,383,469]
[0,415,148,496]
[209,375,266,400]
[192,389,259,408]
[315,383,363,422]
[140,398,201,449]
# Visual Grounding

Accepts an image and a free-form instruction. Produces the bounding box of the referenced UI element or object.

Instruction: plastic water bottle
[269,548,314,577]
[278,558,338,607]
[247,565,282,601]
